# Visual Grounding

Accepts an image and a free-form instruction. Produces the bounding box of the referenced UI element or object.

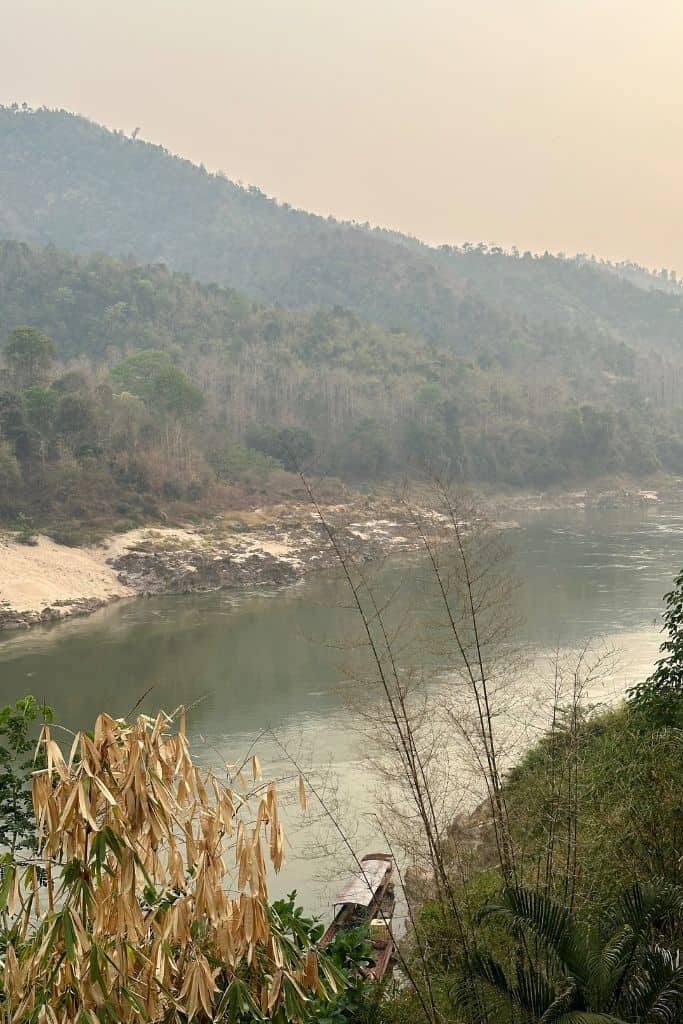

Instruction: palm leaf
[480,887,588,985]
[586,924,636,1008]
[470,950,559,1016]
[448,971,504,1024]
[514,959,562,1016]
[539,982,576,1022]
[622,946,683,1023]
[468,951,511,997]
[614,882,680,939]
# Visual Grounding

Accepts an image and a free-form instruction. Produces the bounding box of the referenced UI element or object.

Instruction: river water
[0,501,681,913]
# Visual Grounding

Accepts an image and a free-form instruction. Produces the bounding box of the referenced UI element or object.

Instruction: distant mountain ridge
[2,105,683,358]
[0,106,472,347]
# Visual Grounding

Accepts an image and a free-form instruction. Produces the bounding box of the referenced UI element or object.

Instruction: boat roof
[332,858,391,907]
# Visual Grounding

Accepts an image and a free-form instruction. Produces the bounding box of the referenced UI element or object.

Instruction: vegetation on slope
[392,703,683,1024]
[0,106,474,347]
[378,554,683,1024]
[3,106,683,529]
[3,105,683,358]
[2,240,683,531]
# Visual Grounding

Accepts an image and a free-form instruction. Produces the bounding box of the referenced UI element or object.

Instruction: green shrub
[504,706,683,913]
[13,511,37,545]
[629,567,683,728]
[0,696,53,853]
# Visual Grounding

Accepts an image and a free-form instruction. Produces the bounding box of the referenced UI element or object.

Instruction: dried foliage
[0,710,339,1024]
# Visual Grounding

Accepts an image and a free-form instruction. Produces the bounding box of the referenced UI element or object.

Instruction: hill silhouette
[2,105,683,357]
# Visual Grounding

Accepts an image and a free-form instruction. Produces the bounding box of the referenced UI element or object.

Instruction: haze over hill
[2,106,683,355]
[2,107,683,532]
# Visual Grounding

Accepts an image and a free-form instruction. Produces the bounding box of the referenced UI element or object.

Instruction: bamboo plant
[0,710,340,1023]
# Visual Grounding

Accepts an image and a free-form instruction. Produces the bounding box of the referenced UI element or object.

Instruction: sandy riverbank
[0,502,421,630]
[1,482,671,632]
[0,534,132,628]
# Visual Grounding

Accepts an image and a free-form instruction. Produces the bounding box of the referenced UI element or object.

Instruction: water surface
[1,500,681,911]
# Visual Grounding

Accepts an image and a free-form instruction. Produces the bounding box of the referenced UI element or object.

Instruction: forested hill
[1,238,683,517]
[2,105,683,356]
[0,107,472,346]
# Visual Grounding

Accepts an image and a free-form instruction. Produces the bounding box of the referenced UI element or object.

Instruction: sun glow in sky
[4,0,683,270]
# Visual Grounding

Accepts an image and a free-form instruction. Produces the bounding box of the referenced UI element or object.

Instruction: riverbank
[0,534,133,629]
[0,481,675,631]
[0,499,424,630]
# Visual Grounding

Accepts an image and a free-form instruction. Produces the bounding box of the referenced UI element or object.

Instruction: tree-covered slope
[0,106,478,347]
[432,244,683,348]
[1,239,683,524]
[3,106,683,357]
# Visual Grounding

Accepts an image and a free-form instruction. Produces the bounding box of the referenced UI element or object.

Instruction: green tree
[21,385,59,464]
[0,696,53,854]
[4,326,56,390]
[338,418,391,478]
[21,386,58,435]
[246,425,315,472]
[0,439,21,513]
[0,391,29,459]
[110,349,203,419]
[55,392,96,445]
[0,439,20,488]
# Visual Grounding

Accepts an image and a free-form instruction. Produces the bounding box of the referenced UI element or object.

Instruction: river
[0,500,681,914]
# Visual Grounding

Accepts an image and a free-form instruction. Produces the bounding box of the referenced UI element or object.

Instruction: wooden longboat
[320,853,395,981]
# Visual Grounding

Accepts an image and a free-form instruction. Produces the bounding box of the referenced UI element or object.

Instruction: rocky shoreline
[0,595,113,631]
[0,500,424,631]
[0,482,675,632]
[110,504,419,597]
[496,484,666,513]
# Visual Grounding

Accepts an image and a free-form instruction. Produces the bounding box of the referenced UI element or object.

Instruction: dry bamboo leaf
[46,738,68,780]
[1,710,322,1024]
[77,782,99,830]
[91,776,117,806]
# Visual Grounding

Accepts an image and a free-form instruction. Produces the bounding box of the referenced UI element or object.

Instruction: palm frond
[539,982,577,1023]
[514,959,562,1017]
[468,951,511,997]
[623,946,683,1023]
[480,887,588,985]
[449,971,507,1024]
[470,950,561,1017]
[614,882,680,938]
[586,924,635,1008]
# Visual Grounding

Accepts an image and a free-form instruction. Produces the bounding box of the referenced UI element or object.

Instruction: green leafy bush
[629,568,683,727]
[271,892,379,1024]
[0,696,53,853]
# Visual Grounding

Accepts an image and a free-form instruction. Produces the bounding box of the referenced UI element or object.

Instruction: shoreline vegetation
[0,481,669,632]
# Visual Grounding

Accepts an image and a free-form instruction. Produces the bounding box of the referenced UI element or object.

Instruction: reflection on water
[0,500,682,911]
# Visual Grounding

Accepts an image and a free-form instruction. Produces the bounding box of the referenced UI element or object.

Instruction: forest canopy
[2,106,683,354]
[1,237,683,531]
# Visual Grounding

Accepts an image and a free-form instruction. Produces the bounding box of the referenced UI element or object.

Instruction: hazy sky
[3,0,683,270]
